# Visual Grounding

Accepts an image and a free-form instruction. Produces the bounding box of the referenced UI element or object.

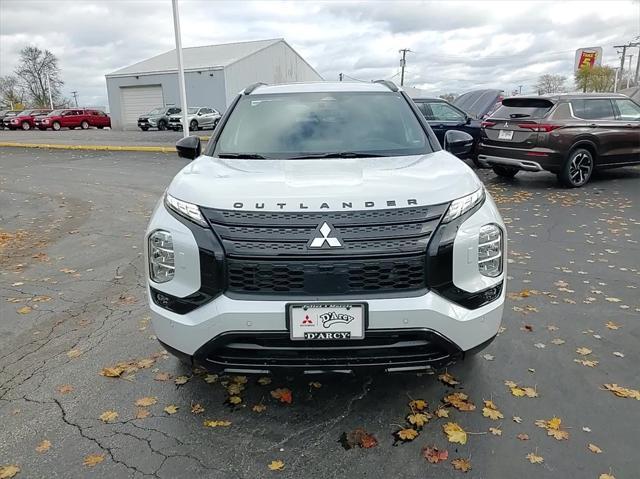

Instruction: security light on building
[105,38,323,130]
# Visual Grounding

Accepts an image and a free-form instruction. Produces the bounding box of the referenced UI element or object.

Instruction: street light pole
[172,0,189,138]
[46,72,54,109]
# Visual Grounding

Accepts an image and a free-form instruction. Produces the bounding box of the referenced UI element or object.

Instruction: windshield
[148,108,163,115]
[188,108,199,114]
[213,92,430,159]
[48,110,63,116]
[17,110,33,116]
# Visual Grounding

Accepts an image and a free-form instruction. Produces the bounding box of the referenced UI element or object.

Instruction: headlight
[442,187,484,223]
[165,193,207,226]
[148,230,174,283]
[478,224,503,277]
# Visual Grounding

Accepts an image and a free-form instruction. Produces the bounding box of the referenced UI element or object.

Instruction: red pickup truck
[36,109,111,130]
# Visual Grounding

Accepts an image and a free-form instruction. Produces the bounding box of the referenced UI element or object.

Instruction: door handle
[589,124,597,128]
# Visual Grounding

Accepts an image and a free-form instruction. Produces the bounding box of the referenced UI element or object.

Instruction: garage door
[120,85,164,128]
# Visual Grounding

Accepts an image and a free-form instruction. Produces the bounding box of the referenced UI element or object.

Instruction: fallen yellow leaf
[191,403,205,414]
[268,460,285,471]
[163,405,179,415]
[526,452,544,464]
[407,413,430,428]
[99,410,118,423]
[203,419,231,428]
[409,399,427,411]
[396,428,419,441]
[17,306,32,315]
[451,457,472,472]
[35,439,51,453]
[443,422,467,445]
[134,396,157,407]
[174,375,189,385]
[576,347,592,356]
[0,465,20,479]
[588,443,603,454]
[83,453,105,467]
[438,372,460,386]
[227,395,242,405]
[252,404,267,413]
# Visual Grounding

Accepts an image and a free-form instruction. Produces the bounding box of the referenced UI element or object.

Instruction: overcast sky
[1,0,639,107]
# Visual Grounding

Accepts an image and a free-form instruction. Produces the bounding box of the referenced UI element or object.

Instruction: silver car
[168,107,221,131]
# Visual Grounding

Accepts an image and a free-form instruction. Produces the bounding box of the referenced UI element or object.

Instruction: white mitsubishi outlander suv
[145,81,506,374]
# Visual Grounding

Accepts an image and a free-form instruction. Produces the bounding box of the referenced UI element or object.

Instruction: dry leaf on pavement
[268,460,285,471]
[588,443,603,454]
[174,375,190,385]
[191,403,205,414]
[135,408,150,419]
[0,465,21,478]
[135,396,157,407]
[57,384,74,394]
[16,306,32,315]
[444,392,475,411]
[602,383,640,400]
[576,347,592,356]
[526,452,544,464]
[83,454,105,467]
[164,405,179,415]
[270,388,293,404]
[451,458,472,472]
[517,433,529,441]
[407,412,430,428]
[339,428,378,449]
[204,374,218,384]
[422,445,448,463]
[482,400,504,420]
[394,428,419,443]
[443,422,467,445]
[252,404,267,413]
[99,410,119,423]
[489,427,502,436]
[203,419,232,427]
[35,439,51,453]
[154,372,171,381]
[409,399,427,411]
[438,372,460,386]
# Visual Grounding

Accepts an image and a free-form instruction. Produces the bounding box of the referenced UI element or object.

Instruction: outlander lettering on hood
[232,199,419,210]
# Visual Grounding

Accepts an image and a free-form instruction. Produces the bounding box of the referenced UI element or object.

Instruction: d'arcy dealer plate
[288,303,365,340]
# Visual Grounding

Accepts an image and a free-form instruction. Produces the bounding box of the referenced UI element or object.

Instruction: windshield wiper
[217,153,269,159]
[289,152,386,159]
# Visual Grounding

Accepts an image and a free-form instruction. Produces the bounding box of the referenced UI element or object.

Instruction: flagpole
[172,0,189,138]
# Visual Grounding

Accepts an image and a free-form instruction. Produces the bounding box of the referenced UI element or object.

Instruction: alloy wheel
[569,152,592,186]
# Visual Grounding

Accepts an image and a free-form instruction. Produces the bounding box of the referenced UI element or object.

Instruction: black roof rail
[243,82,267,95]
[373,80,399,92]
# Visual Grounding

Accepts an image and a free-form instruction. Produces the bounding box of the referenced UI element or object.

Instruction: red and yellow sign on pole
[574,47,603,72]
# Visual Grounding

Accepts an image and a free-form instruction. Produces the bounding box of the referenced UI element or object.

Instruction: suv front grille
[201,205,448,296]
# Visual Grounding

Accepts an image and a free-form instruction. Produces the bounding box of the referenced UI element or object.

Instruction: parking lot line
[0,141,177,153]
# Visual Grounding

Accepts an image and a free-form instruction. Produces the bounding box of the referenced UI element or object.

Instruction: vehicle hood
[167,150,483,211]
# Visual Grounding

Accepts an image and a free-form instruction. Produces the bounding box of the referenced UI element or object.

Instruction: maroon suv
[5,109,51,130]
[36,109,111,130]
[478,94,640,187]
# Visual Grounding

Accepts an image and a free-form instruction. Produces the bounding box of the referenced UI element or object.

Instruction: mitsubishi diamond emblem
[307,222,343,249]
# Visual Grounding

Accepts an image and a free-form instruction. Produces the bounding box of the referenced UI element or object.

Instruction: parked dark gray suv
[478,94,640,187]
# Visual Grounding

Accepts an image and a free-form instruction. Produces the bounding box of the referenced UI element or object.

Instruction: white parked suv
[145,81,506,374]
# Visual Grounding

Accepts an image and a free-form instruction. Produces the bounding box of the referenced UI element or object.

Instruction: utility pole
[339,73,343,82]
[635,46,640,85]
[399,48,411,86]
[518,85,523,94]
[627,54,634,88]
[613,68,620,93]
[172,0,189,138]
[71,91,79,107]
[614,44,628,80]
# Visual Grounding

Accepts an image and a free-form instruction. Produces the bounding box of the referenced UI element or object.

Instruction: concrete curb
[0,136,210,153]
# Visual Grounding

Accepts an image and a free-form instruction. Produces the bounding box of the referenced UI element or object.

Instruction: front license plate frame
[286,302,367,341]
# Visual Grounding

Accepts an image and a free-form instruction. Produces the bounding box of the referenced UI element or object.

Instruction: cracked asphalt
[1,147,638,479]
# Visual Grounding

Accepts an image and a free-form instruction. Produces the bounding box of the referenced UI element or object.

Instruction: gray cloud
[1,0,638,107]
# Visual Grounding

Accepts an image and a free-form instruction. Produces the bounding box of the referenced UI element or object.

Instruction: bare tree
[439,93,457,102]
[535,74,566,95]
[14,46,64,108]
[0,75,26,109]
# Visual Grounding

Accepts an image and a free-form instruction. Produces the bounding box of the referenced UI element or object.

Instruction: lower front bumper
[150,289,504,373]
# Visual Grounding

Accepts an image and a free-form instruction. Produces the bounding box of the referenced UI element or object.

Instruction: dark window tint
[214,92,431,158]
[168,108,181,114]
[428,102,465,121]
[571,99,615,120]
[492,98,554,119]
[613,99,640,120]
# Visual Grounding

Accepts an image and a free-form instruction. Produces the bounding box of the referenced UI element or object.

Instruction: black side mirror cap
[444,130,474,158]
[465,116,471,125]
[176,135,201,160]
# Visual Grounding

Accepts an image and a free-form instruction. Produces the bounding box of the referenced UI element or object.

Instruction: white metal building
[105,38,323,130]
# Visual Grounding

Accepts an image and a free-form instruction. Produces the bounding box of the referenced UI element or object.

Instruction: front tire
[492,165,519,178]
[81,120,89,130]
[52,122,61,131]
[140,126,149,131]
[558,148,593,188]
[190,120,198,131]
[21,122,31,130]
[157,120,167,131]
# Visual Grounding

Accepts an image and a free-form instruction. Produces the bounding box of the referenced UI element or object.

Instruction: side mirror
[444,130,474,158]
[176,135,201,160]
[465,116,471,125]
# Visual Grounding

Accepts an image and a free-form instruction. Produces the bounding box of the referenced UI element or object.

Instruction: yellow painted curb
[0,142,176,153]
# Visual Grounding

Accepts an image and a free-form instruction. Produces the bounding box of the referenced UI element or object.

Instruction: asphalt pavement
[0,147,638,479]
